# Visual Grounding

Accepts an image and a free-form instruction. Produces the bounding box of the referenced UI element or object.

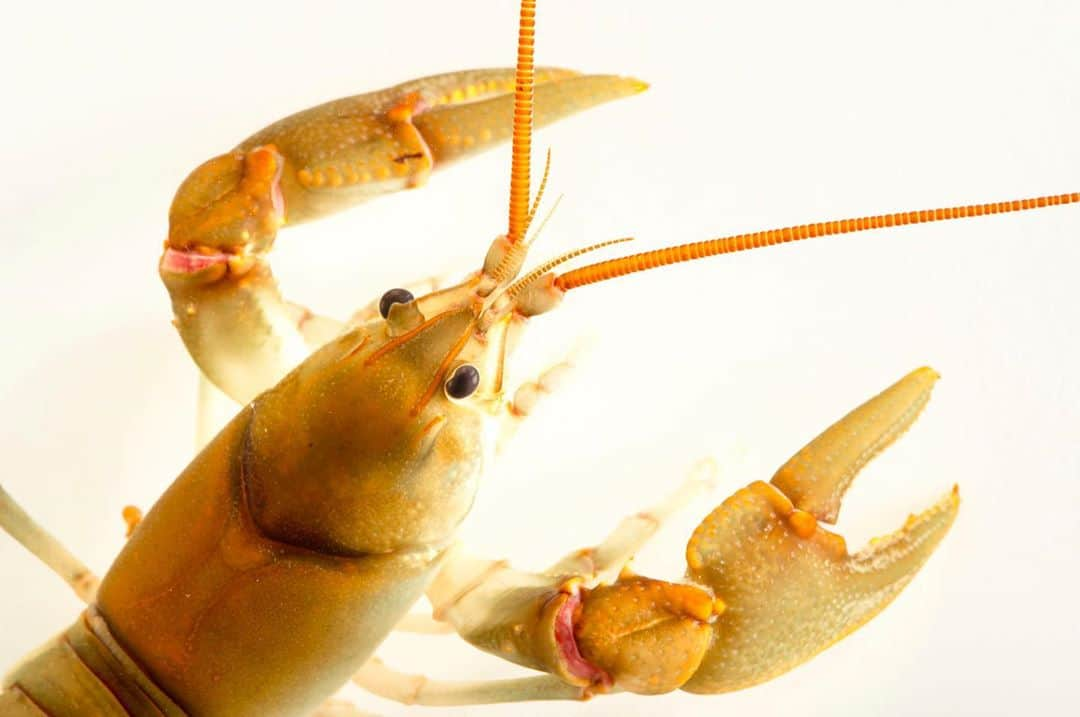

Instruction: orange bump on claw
[788,509,818,539]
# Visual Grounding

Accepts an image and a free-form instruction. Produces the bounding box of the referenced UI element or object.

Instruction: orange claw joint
[681,367,960,693]
[165,145,285,259]
[574,576,720,695]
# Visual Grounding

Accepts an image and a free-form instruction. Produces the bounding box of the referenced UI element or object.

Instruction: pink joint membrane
[161,247,229,274]
[266,146,286,222]
[553,591,612,688]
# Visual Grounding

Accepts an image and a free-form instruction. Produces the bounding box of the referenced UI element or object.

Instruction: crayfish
[2,1,1077,715]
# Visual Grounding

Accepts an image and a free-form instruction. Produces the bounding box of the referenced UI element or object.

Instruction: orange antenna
[555,192,1080,291]
[488,157,554,287]
[506,0,536,245]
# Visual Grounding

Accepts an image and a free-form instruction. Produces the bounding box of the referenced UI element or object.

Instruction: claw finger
[238,70,646,224]
[405,67,582,108]
[414,74,648,166]
[771,366,939,523]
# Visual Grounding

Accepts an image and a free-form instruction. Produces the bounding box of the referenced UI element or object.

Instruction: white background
[1,1,1078,715]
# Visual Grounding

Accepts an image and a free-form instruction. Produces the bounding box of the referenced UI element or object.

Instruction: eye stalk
[445,364,481,400]
[379,288,415,318]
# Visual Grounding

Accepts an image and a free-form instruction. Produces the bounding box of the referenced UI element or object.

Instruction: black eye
[379,288,414,318]
[445,364,480,400]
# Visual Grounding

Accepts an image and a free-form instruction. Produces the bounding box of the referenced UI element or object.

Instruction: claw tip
[914,365,941,383]
[626,77,650,93]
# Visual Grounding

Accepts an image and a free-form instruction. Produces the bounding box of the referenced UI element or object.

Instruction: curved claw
[166,67,647,253]
[160,68,647,404]
[682,367,960,694]
[237,68,647,226]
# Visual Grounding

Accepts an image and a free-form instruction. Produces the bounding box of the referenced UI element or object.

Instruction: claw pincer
[553,368,959,695]
[683,367,959,693]
[421,369,959,700]
[158,68,646,405]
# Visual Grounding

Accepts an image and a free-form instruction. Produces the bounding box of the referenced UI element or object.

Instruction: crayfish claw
[680,367,959,694]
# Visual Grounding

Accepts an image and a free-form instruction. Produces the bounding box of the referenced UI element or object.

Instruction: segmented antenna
[525,148,553,236]
[528,191,562,242]
[507,0,536,245]
[555,192,1080,291]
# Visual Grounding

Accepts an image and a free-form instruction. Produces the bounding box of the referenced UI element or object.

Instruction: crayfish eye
[379,288,415,318]
[445,364,481,400]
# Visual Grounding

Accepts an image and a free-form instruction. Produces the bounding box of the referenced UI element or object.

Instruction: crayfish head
[365,247,549,408]
[240,294,518,557]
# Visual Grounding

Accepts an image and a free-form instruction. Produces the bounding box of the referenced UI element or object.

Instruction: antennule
[507,0,537,245]
[525,148,554,238]
[525,193,563,247]
[555,192,1080,291]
